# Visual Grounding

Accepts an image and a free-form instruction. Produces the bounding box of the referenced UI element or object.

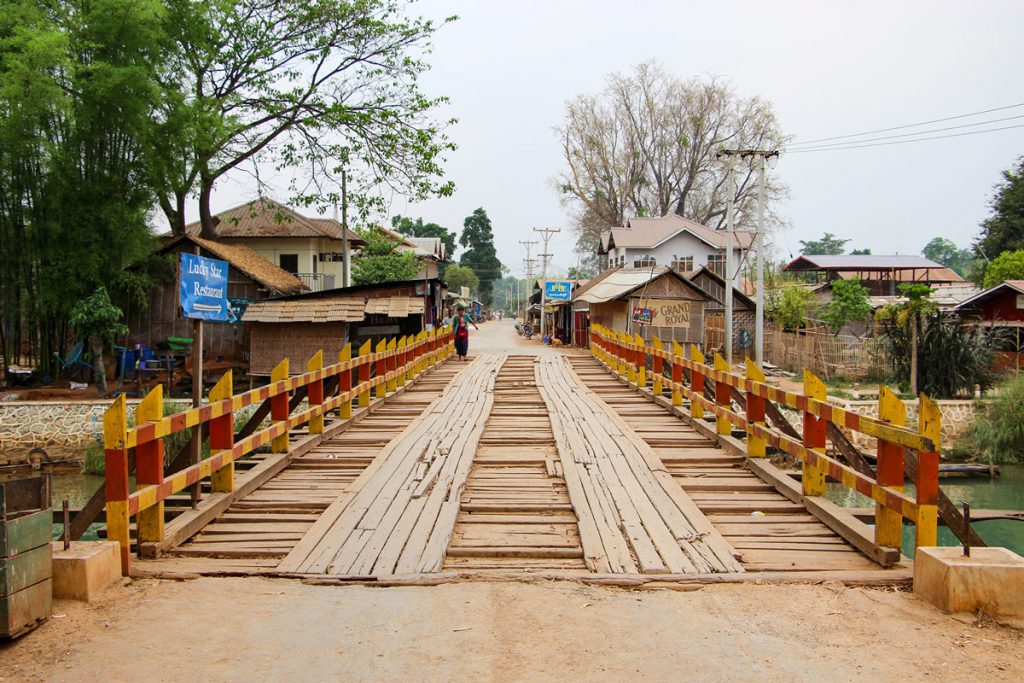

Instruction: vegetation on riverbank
[955,373,1024,464]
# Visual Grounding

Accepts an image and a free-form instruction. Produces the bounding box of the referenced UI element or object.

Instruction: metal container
[1,476,52,638]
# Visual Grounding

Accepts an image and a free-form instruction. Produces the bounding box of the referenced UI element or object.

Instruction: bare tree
[555,62,789,261]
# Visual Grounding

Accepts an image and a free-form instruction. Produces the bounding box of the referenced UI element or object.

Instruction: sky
[210,0,1024,278]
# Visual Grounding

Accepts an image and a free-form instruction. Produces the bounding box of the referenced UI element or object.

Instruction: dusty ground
[2,577,1021,682]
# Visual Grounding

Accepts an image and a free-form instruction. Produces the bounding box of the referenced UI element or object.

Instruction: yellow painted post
[713,353,732,435]
[634,333,646,388]
[209,371,235,492]
[428,329,437,368]
[397,336,408,388]
[801,370,828,496]
[386,337,398,392]
[669,341,683,406]
[375,338,387,399]
[103,395,131,574]
[306,350,324,435]
[875,385,907,548]
[339,343,352,420]
[916,394,941,549]
[652,337,664,396]
[744,359,767,458]
[271,358,290,453]
[135,386,165,545]
[358,339,371,408]
[688,344,705,416]
[618,332,629,378]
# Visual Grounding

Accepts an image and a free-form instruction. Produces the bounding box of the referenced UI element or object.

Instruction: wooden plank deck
[565,354,904,575]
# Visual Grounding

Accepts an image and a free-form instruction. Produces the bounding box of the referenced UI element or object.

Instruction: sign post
[180,251,230,506]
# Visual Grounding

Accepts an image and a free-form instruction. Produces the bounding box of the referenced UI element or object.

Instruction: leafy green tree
[922,237,972,276]
[769,285,816,331]
[849,248,872,255]
[568,265,595,280]
[70,288,129,395]
[821,279,872,335]
[459,208,503,305]
[351,227,420,285]
[876,284,937,394]
[975,156,1024,263]
[156,1,456,236]
[981,249,1024,288]
[391,215,457,258]
[799,232,849,255]
[444,264,479,296]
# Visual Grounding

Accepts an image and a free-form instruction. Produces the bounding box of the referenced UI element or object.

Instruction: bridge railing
[589,324,940,555]
[103,327,455,573]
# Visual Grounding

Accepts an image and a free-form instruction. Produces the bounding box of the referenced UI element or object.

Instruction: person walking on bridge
[452,303,479,361]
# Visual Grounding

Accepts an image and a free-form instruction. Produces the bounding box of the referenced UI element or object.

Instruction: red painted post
[802,371,828,496]
[209,371,236,492]
[875,386,906,547]
[103,395,131,575]
[135,387,165,545]
[270,358,290,453]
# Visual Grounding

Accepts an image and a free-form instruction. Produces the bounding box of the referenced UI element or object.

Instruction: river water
[827,464,1024,556]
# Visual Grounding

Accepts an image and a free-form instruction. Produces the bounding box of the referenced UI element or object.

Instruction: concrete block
[914,546,1024,618]
[51,541,120,602]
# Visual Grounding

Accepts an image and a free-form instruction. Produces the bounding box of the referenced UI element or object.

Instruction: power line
[784,113,1024,150]
[786,101,1024,147]
[785,123,1024,154]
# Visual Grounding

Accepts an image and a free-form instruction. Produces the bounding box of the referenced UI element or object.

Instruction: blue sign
[180,253,230,322]
[544,281,572,301]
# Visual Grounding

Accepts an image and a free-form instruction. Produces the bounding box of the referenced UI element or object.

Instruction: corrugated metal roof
[576,266,671,304]
[242,296,423,323]
[786,254,946,270]
[955,280,1024,310]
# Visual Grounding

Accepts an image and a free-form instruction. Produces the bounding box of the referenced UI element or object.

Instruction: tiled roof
[185,198,339,239]
[306,218,368,247]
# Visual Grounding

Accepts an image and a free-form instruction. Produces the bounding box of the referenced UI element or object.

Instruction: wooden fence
[589,324,940,558]
[764,326,887,379]
[103,328,455,574]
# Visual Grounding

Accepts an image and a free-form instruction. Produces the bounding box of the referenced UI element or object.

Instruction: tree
[444,264,479,295]
[568,266,595,280]
[922,237,972,276]
[391,215,457,258]
[69,288,129,395]
[156,1,456,237]
[975,156,1024,262]
[351,226,420,285]
[850,248,872,255]
[555,62,788,265]
[821,279,872,335]
[876,284,937,394]
[459,208,502,305]
[799,232,849,255]
[981,249,1024,288]
[769,285,816,331]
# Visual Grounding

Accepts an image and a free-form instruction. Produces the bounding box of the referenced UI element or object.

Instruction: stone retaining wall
[834,399,978,452]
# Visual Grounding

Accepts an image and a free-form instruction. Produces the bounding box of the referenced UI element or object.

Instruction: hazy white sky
[212,0,1024,277]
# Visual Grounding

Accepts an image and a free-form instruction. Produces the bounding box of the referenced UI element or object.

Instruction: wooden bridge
[97,322,950,585]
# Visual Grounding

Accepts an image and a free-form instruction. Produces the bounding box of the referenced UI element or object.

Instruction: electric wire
[782,113,1024,151]
[785,123,1024,153]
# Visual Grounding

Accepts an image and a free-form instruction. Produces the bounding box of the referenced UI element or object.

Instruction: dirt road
[3,577,1020,682]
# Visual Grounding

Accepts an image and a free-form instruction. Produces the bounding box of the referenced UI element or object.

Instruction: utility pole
[718,152,737,363]
[533,227,560,341]
[520,239,537,321]
[341,170,350,288]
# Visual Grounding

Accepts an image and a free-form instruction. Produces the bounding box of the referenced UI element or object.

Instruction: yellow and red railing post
[875,386,907,548]
[271,358,290,454]
[713,353,731,435]
[916,395,941,548]
[652,337,664,396]
[209,371,235,492]
[339,343,352,420]
[688,344,704,417]
[386,337,398,393]
[358,340,371,407]
[103,394,131,574]
[634,333,646,388]
[135,386,165,545]
[801,370,828,496]
[745,359,767,458]
[306,351,324,435]
[397,336,408,388]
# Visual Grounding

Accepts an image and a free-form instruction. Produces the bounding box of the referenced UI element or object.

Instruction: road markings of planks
[443,356,587,574]
[131,362,465,577]
[567,355,890,574]
[279,354,506,576]
[535,356,743,575]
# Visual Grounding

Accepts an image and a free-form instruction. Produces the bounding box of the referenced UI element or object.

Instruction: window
[707,253,725,277]
[634,257,656,268]
[671,257,693,273]
[279,254,299,274]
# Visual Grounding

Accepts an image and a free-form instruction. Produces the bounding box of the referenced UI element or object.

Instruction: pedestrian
[452,303,479,361]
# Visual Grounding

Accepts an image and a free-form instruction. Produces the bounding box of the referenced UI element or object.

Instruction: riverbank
[3,576,1021,682]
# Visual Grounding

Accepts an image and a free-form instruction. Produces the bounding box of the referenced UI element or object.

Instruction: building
[378,226,447,280]
[783,254,963,296]
[598,214,752,277]
[123,234,308,363]
[955,280,1024,372]
[685,266,756,357]
[241,279,447,376]
[573,266,719,347]
[184,198,367,292]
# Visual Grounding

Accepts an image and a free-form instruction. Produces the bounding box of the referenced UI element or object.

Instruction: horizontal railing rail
[104,327,455,574]
[589,324,940,556]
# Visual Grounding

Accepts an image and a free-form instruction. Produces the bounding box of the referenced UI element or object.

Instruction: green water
[49,471,108,541]
[827,464,1024,557]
